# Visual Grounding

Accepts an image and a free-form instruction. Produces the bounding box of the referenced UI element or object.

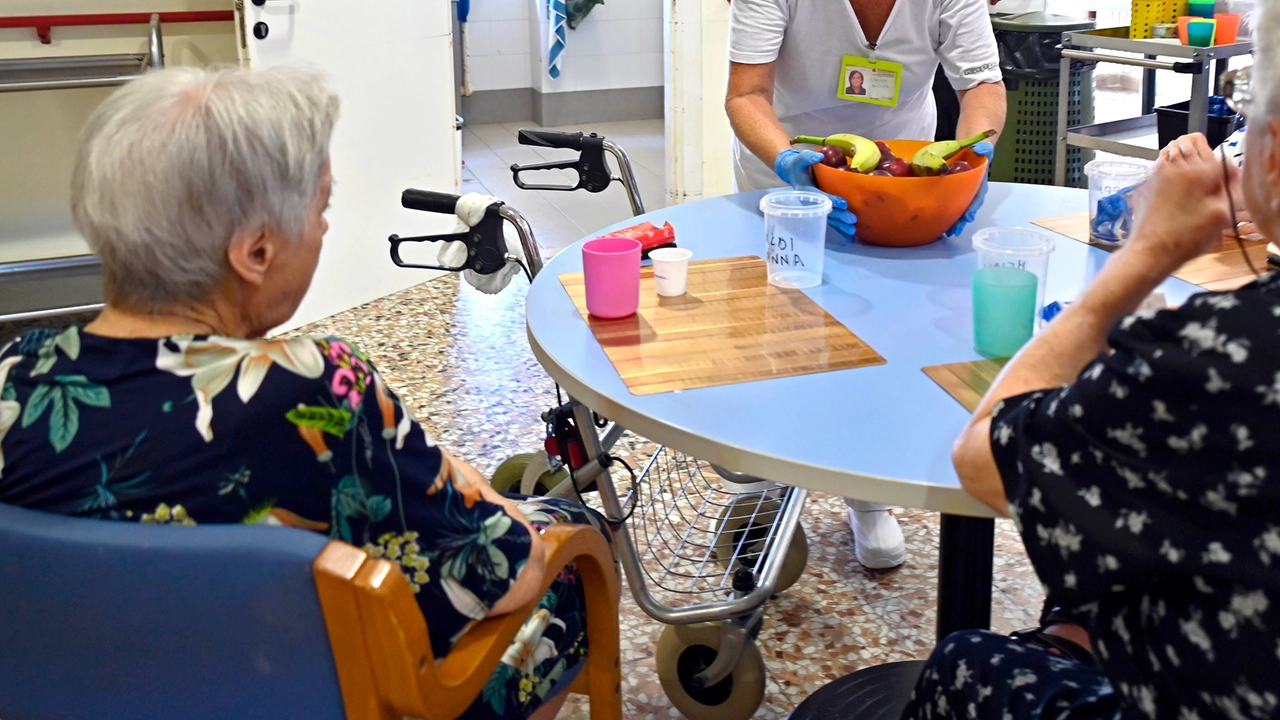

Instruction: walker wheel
[656,624,765,720]
[713,497,807,593]
[778,523,809,593]
[489,453,564,496]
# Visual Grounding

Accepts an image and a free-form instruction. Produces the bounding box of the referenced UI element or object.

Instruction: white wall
[245,0,458,332]
[463,0,531,91]
[465,0,663,94]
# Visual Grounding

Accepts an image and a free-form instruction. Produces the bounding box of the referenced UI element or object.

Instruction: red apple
[818,145,847,168]
[948,160,975,174]
[884,158,913,177]
[870,169,893,177]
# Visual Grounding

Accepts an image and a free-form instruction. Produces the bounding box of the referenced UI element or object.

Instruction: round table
[525,183,1201,636]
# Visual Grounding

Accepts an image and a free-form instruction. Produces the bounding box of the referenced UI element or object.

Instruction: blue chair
[0,502,622,720]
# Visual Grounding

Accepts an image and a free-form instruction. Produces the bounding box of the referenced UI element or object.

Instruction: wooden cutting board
[922,359,1010,413]
[1032,213,1267,292]
[558,256,886,395]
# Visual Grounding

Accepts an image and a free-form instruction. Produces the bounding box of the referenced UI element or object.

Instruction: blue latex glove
[945,140,995,238]
[774,149,858,238]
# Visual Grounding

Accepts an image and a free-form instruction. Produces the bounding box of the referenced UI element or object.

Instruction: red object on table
[602,221,676,258]
[0,11,235,44]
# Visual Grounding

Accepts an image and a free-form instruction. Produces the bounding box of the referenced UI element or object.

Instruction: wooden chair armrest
[353,523,618,720]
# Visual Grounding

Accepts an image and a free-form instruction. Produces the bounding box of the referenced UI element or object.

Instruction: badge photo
[837,56,902,107]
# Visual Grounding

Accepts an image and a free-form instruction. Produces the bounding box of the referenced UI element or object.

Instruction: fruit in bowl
[806,136,991,247]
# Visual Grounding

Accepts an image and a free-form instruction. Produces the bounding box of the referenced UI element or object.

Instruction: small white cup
[650,247,693,296]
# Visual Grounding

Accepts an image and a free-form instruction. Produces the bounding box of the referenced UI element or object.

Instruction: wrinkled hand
[1130,133,1236,269]
[774,148,859,238]
[945,140,995,238]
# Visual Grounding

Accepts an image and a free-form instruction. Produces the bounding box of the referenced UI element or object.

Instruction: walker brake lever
[510,128,613,193]
[389,188,511,275]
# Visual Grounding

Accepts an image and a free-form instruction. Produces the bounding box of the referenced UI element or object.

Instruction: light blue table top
[525,184,1202,517]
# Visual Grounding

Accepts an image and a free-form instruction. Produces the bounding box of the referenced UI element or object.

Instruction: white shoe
[848,507,906,569]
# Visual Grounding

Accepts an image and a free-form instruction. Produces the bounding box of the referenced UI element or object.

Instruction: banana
[911,130,995,177]
[792,133,882,173]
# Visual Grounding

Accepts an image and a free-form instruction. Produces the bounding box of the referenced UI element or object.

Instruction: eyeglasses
[1219,65,1260,276]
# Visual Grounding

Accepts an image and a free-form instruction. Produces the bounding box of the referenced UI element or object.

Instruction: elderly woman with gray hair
[900,9,1280,720]
[0,67,609,720]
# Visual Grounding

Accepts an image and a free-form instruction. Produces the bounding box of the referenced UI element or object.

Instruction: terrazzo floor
[1,120,1046,719]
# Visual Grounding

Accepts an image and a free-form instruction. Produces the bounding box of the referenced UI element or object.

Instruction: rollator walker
[388,128,809,720]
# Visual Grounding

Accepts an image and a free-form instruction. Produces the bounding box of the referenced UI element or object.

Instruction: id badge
[837,56,902,107]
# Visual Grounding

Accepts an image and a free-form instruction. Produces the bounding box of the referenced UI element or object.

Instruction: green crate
[990,69,1095,188]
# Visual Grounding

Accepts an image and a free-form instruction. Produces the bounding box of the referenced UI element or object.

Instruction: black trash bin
[990,12,1096,187]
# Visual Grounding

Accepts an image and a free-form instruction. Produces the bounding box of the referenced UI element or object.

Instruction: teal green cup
[1187,20,1215,47]
[1188,2,1215,18]
[973,266,1039,358]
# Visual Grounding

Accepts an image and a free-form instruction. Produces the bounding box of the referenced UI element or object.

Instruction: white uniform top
[728,0,1003,191]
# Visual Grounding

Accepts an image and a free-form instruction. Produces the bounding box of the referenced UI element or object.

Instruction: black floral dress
[0,329,610,720]
[905,274,1280,719]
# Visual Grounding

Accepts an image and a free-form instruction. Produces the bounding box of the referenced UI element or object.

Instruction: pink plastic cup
[582,236,641,318]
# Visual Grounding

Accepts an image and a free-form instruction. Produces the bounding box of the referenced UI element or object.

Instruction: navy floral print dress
[905,275,1280,719]
[0,328,609,720]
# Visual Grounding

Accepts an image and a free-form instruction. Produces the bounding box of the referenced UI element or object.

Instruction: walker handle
[401,189,459,215]
[517,128,584,151]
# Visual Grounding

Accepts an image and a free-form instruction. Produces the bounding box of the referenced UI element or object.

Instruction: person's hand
[1129,133,1236,271]
[945,140,995,238]
[774,148,859,238]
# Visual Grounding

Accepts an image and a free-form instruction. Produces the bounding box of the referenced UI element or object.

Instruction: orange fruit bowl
[811,139,987,248]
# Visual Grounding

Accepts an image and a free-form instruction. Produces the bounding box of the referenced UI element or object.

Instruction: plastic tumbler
[1083,159,1151,244]
[1178,16,1192,44]
[582,237,641,318]
[649,247,693,296]
[760,190,832,289]
[1214,13,1240,44]
[971,227,1056,358]
[1187,18,1216,46]
[1188,1,1215,17]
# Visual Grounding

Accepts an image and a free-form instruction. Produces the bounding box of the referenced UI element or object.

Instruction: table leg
[936,514,994,641]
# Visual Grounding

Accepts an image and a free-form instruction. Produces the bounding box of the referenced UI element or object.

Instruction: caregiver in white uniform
[725,0,1007,569]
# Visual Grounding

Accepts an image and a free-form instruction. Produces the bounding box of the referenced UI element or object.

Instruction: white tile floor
[461,120,668,255]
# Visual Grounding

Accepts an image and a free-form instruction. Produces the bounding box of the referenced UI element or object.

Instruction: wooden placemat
[922,359,1009,413]
[558,256,885,395]
[1032,213,1267,292]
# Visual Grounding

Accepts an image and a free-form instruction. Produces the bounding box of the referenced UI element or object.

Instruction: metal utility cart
[1054,29,1253,185]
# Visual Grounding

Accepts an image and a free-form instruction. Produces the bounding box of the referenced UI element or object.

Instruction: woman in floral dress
[0,67,610,720]
[903,13,1280,719]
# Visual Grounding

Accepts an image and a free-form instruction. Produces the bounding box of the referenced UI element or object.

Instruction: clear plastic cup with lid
[760,190,831,289]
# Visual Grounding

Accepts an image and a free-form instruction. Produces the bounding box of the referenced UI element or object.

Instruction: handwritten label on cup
[767,233,810,269]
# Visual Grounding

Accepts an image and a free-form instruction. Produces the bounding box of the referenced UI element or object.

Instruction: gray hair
[1254,3,1278,118]
[71,66,339,311]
